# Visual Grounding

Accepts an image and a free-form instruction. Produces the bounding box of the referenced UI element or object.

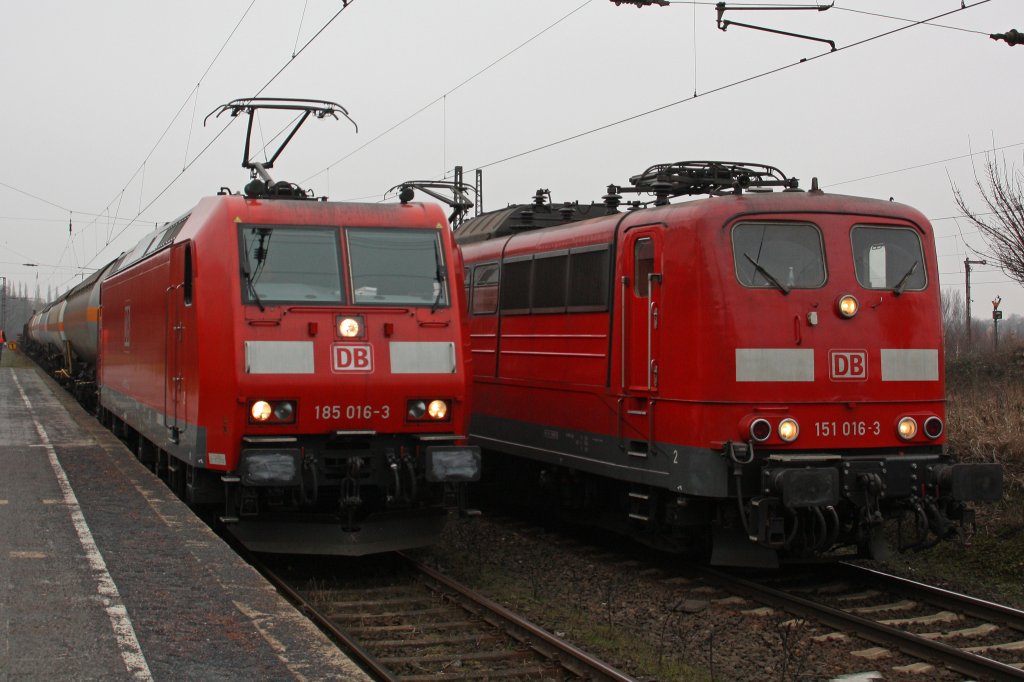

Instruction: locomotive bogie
[456,169,1002,566]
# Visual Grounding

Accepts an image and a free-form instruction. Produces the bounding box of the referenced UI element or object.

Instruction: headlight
[778,418,800,442]
[427,400,448,420]
[337,315,363,339]
[837,294,859,318]
[407,399,451,421]
[897,416,918,440]
[249,399,297,424]
[251,401,272,422]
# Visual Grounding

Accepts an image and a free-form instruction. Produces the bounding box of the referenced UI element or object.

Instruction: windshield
[851,225,927,292]
[346,227,449,307]
[732,222,826,290]
[239,225,344,305]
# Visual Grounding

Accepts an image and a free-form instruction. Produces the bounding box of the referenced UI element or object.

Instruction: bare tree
[941,289,967,357]
[953,154,1024,285]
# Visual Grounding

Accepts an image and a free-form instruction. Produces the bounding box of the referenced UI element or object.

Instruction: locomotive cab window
[732,222,826,290]
[346,227,449,307]
[851,225,927,292]
[634,238,655,296]
[240,225,344,305]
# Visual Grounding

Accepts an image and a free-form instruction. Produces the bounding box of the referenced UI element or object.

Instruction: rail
[696,563,1024,680]
[248,549,638,682]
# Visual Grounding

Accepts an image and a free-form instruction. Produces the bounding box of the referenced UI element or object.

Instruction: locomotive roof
[454,202,613,245]
[454,189,930,247]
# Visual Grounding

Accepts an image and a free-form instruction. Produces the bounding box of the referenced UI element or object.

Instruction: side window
[568,247,610,310]
[499,258,531,313]
[851,225,927,291]
[471,263,500,315]
[732,222,826,290]
[634,238,654,297]
[496,245,611,314]
[531,252,568,311]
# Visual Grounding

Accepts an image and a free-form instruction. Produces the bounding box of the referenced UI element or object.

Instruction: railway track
[469,511,1024,679]
[698,561,1024,680]
[254,552,638,682]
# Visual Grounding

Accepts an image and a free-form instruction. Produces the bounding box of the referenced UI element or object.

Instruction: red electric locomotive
[26,99,479,554]
[454,161,1001,567]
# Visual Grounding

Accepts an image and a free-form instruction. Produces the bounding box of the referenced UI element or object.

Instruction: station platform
[0,349,370,681]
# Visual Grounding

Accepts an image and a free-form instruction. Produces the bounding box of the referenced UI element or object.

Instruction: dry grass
[875,348,1024,607]
[946,347,1024,527]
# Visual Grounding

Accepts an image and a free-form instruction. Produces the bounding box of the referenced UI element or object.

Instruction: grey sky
[0,0,1019,317]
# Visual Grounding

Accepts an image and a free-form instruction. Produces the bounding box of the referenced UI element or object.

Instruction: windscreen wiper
[431,242,446,313]
[240,255,265,312]
[892,261,919,296]
[744,253,790,295]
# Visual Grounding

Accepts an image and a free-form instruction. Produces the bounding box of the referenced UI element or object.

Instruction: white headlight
[837,294,859,318]
[778,418,799,442]
[338,317,361,338]
[897,417,918,440]
[427,400,448,420]
[251,400,272,422]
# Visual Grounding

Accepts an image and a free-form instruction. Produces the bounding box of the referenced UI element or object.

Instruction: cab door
[618,226,664,456]
[622,227,663,394]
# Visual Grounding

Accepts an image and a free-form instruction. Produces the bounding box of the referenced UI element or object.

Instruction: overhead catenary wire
[16,0,999,299]
[827,141,1024,188]
[304,0,596,185]
[47,1,259,290]
[0,181,72,213]
[61,0,360,288]
[468,0,992,172]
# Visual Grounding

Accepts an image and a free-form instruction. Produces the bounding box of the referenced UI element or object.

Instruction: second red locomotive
[454,161,1001,567]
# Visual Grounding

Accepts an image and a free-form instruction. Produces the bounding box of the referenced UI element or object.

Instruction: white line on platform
[14,373,153,681]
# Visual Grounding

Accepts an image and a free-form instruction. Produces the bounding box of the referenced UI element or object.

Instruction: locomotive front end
[204,198,480,555]
[707,194,1002,564]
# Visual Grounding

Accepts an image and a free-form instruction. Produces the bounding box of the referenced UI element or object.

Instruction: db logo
[332,344,373,373]
[829,349,868,381]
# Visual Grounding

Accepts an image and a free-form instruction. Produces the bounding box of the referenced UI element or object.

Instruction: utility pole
[993,296,1003,352]
[965,258,987,347]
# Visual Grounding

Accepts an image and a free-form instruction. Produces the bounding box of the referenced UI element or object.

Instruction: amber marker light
[778,418,800,442]
[897,416,918,440]
[837,294,859,318]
